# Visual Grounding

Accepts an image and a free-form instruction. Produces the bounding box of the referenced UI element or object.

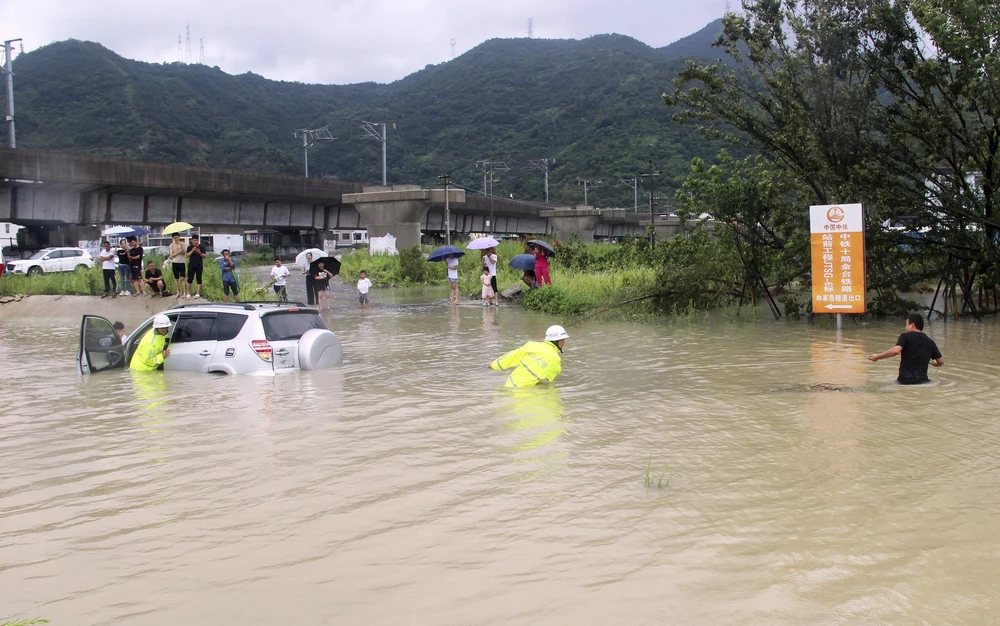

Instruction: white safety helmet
[152,314,172,329]
[544,324,569,341]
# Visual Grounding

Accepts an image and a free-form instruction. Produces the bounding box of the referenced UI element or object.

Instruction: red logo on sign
[827,206,845,223]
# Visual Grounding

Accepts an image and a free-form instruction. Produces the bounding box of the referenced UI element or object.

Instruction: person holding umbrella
[427,245,465,304]
[446,255,460,303]
[488,325,569,387]
[303,252,315,306]
[482,247,499,306]
[314,261,334,313]
[168,233,189,299]
[529,240,553,286]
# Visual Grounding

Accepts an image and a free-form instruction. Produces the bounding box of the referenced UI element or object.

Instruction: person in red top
[532,244,551,286]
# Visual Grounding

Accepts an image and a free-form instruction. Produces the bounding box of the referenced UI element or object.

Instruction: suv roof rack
[240,300,310,307]
[170,301,313,311]
[172,302,257,311]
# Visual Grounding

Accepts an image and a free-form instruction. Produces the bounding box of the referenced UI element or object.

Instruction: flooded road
[2,294,999,624]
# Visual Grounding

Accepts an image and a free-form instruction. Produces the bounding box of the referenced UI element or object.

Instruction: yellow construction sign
[810,204,866,314]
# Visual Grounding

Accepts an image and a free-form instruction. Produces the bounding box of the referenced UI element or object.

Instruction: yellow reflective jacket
[490,340,562,387]
[130,328,167,372]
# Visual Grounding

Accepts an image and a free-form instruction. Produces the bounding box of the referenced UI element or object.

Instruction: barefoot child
[481,267,494,306]
[357,270,373,310]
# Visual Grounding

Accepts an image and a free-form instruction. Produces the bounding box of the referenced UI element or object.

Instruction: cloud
[2,0,723,84]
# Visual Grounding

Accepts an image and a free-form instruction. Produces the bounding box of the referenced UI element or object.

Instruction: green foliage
[0,259,269,301]
[666,0,1000,303]
[7,31,732,206]
[0,618,49,625]
[398,246,427,284]
[340,250,404,286]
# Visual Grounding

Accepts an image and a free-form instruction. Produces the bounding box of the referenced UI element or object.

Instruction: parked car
[78,302,343,375]
[4,247,94,275]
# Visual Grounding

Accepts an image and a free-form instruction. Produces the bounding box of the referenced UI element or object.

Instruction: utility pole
[361,121,392,185]
[438,174,451,245]
[477,159,509,233]
[293,126,335,178]
[2,39,21,148]
[641,161,661,248]
[530,158,552,203]
[619,177,639,211]
[185,24,192,64]
[450,38,456,59]
[199,38,205,65]
[576,178,603,207]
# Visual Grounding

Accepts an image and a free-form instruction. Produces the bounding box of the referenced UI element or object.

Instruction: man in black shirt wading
[868,313,945,384]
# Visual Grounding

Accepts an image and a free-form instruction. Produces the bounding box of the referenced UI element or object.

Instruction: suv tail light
[251,339,273,362]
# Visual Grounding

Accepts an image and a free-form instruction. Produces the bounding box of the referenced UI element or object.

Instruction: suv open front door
[78,315,127,374]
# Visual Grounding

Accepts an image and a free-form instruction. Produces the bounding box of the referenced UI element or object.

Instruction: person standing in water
[303,253,315,306]
[488,325,569,387]
[869,313,945,384]
[482,247,499,306]
[446,254,460,303]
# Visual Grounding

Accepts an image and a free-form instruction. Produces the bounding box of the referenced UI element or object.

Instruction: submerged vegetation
[644,455,677,490]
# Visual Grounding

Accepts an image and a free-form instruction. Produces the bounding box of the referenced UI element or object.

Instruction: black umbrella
[528,239,555,257]
[309,256,341,276]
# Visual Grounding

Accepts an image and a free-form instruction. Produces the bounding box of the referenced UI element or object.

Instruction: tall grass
[1,619,49,626]
[1,256,270,301]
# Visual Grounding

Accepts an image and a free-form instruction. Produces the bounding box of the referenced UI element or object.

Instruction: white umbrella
[466,237,500,250]
[295,248,325,267]
[101,226,137,237]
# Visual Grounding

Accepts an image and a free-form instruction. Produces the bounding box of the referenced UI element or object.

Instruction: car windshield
[261,311,326,341]
[28,250,53,260]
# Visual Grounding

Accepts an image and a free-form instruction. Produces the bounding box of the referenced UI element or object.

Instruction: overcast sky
[2,0,725,85]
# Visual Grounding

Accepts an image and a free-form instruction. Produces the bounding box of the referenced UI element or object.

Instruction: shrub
[398,246,427,284]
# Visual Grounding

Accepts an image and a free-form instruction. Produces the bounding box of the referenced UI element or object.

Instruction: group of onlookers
[97,233,209,299]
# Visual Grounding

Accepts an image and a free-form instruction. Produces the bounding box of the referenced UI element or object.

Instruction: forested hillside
[5,20,728,208]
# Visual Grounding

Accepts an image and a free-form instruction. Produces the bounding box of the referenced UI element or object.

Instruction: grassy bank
[1,255,272,301]
[337,240,663,318]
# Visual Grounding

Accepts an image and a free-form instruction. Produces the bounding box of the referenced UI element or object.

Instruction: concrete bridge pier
[343,185,465,250]
[541,207,601,243]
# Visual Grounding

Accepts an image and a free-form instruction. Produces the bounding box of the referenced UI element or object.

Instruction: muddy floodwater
[2,292,999,624]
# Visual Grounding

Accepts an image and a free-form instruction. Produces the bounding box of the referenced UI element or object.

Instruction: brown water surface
[1,295,998,624]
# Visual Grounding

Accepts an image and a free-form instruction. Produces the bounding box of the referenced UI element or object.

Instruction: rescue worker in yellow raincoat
[129,314,172,371]
[488,325,568,387]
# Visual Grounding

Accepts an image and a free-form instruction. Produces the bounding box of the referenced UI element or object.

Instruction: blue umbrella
[508,254,537,271]
[427,245,465,262]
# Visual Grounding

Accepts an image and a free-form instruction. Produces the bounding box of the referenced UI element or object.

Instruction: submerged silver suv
[78,302,343,375]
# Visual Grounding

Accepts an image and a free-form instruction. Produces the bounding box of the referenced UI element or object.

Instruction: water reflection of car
[4,247,94,275]
[78,302,343,375]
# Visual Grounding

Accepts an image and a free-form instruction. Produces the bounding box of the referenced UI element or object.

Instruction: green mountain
[5,23,728,208]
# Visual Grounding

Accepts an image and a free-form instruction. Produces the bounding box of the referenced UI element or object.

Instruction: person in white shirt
[446,254,460,303]
[482,247,499,306]
[269,258,291,301]
[357,270,373,310]
[98,240,118,298]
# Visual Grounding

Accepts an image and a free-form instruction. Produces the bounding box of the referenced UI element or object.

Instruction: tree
[666,0,1000,314]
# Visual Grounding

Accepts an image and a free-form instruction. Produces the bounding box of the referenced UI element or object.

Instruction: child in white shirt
[357,270,373,310]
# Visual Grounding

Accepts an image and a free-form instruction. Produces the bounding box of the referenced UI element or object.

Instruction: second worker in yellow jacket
[488,325,568,387]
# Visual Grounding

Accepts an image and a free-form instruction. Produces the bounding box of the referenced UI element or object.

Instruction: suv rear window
[261,311,326,341]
